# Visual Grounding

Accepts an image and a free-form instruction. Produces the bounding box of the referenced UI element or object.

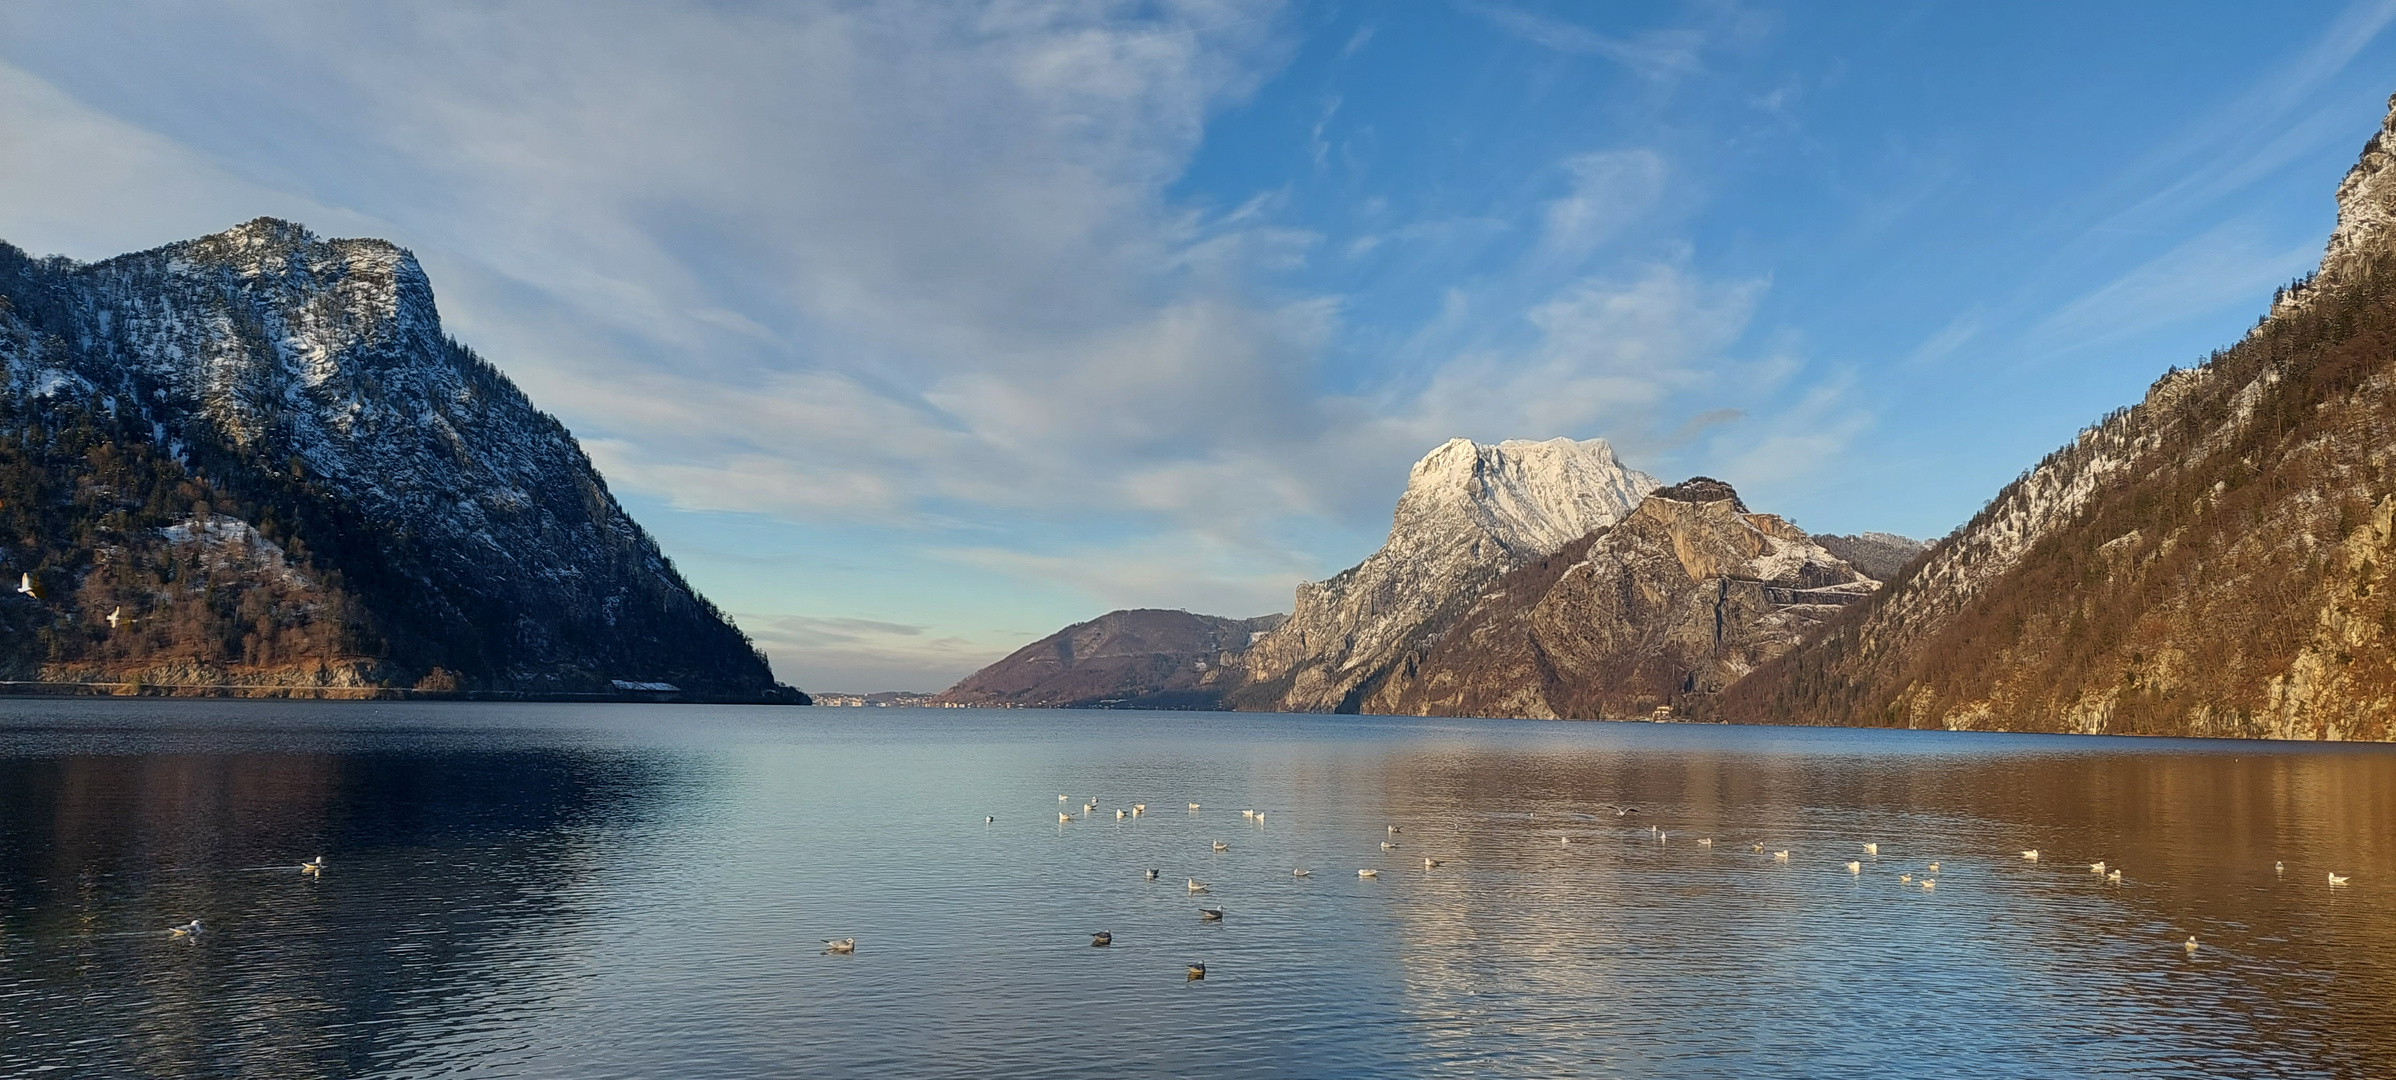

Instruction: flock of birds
[814,797,2362,978]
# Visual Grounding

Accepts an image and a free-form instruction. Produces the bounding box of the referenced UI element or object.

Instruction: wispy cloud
[1461,2,1703,79]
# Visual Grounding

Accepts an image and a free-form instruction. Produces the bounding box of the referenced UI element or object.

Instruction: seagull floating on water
[2021,849,2040,862]
[2089,861,2106,874]
[1863,843,1878,856]
[2274,861,2284,874]
[1846,861,1861,874]
[1922,879,1937,890]
[1212,841,1229,852]
[1198,907,1224,921]
[1560,835,1571,846]
[1188,803,1202,811]
[1927,862,1940,874]
[1358,869,1379,878]
[1187,878,1209,892]
[1752,843,1765,853]
[985,816,995,824]
[2328,872,2350,886]
[1133,804,1146,815]
[1424,857,1442,869]
[1697,838,1713,847]
[1900,874,1913,883]
[1388,825,1401,834]
[167,919,203,937]
[1292,868,1311,877]
[823,938,855,954]
[1059,812,1073,823]
[1092,931,1112,947]
[1145,869,1160,881]
[1187,963,1206,980]
[1241,809,1255,819]
[300,856,326,875]
[1116,809,1127,820]
[2106,870,2123,884]
[1773,850,1790,863]
[2185,936,2199,953]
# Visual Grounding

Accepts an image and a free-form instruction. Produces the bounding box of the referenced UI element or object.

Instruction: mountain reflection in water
[0,700,2391,1078]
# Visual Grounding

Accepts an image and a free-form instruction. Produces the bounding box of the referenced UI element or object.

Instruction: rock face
[1369,479,1878,719]
[1718,92,2396,740]
[1810,532,1926,582]
[0,219,793,699]
[936,609,1286,709]
[1234,437,1657,712]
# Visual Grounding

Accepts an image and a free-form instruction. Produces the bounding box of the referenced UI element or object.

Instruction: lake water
[1,701,2391,1078]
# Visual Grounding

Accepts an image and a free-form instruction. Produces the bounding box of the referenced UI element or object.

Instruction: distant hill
[936,608,1285,709]
[0,219,799,701]
[1715,93,2396,741]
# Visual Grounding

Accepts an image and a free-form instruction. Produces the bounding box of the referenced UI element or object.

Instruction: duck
[1358,868,1380,878]
[1187,963,1206,980]
[1091,931,1112,947]
[1187,879,1209,893]
[822,938,855,954]
[167,919,203,937]
[1198,907,1224,921]
[2329,872,2350,886]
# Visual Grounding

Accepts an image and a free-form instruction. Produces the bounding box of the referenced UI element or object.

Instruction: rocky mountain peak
[1392,436,1660,560]
[2274,93,2396,319]
[1650,476,1747,511]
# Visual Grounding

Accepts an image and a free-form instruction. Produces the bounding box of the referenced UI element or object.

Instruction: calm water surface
[1,701,2392,1078]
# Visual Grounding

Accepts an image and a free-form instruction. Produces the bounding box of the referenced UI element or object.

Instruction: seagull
[1212,841,1229,852]
[1092,931,1113,947]
[2185,936,2199,953]
[1387,825,1401,834]
[15,573,37,599]
[1424,857,1442,869]
[1602,804,1639,817]
[1292,868,1311,877]
[2021,850,2040,862]
[1752,843,1765,853]
[1560,835,1571,846]
[1900,874,1913,883]
[1060,795,1069,801]
[1241,809,1255,819]
[1188,803,1202,811]
[1846,861,1861,874]
[1116,809,1127,820]
[985,815,995,824]
[1358,869,1379,878]
[1863,843,1878,856]
[1927,862,1941,874]
[1144,869,1160,881]
[2089,861,2106,874]
[1059,812,1072,823]
[1381,841,1398,850]
[1773,850,1790,863]
[1187,963,1206,980]
[2106,870,2122,884]
[1133,803,1147,814]
[1198,907,1224,921]
[2274,861,2284,874]
[300,856,326,875]
[1698,838,1713,847]
[1254,812,1266,823]
[167,919,203,937]
[1083,803,1097,813]
[107,606,122,628]
[822,938,855,954]
[2329,872,2350,886]
[1188,879,1209,893]
[1922,879,1937,890]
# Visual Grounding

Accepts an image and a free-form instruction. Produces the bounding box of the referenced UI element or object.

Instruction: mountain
[1714,93,2396,741]
[1810,532,1926,582]
[1368,478,1881,719]
[935,608,1286,709]
[1233,437,1658,712]
[0,219,796,700]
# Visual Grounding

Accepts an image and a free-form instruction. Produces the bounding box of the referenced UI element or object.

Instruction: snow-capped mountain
[0,219,790,698]
[1235,436,1659,712]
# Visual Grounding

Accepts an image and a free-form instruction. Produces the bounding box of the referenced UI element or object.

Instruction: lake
[1,700,2390,1078]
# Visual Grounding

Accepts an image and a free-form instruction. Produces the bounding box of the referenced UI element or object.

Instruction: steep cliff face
[1234,437,1657,712]
[0,219,790,698]
[1370,479,1877,719]
[935,608,1285,709]
[1719,93,2396,740]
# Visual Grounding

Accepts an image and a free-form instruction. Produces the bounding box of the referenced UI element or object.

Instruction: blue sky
[3,2,2393,691]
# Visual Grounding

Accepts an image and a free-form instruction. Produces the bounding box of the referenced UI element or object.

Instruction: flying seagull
[15,574,37,600]
[107,606,122,628]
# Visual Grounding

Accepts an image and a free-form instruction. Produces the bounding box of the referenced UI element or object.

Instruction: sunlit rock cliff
[0,219,793,699]
[1369,478,1881,719]
[1232,437,1658,712]
[1718,92,2396,740]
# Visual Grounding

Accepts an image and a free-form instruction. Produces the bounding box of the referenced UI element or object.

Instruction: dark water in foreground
[0,702,2392,1078]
